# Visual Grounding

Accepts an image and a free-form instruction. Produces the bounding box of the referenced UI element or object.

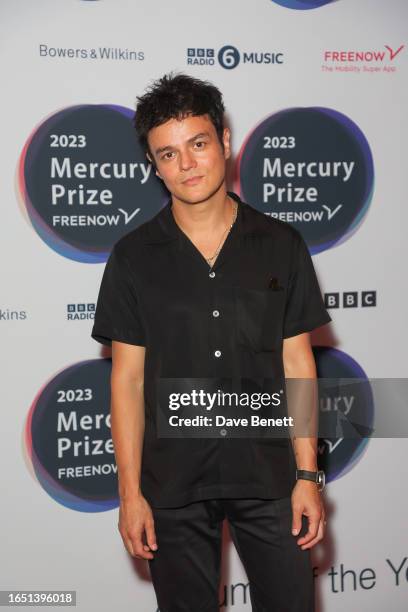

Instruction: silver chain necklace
[205,198,238,268]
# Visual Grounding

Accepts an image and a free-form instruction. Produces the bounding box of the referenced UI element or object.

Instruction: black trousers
[148,497,314,612]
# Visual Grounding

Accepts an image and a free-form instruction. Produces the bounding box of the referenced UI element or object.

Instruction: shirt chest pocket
[234,286,286,352]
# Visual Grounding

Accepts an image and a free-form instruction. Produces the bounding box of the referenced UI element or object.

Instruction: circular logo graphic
[25,359,118,512]
[236,107,374,254]
[18,104,168,263]
[218,45,241,69]
[272,0,334,9]
[313,347,374,483]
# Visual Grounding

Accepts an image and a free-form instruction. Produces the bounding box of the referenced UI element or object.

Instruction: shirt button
[209,271,215,278]
[212,310,220,318]
[214,350,222,358]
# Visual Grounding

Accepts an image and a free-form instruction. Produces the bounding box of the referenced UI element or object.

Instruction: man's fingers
[122,536,135,557]
[145,519,158,551]
[300,519,325,550]
[291,505,303,536]
[117,500,158,560]
[297,514,320,545]
[130,529,154,559]
[121,528,154,560]
[121,534,146,559]
[130,534,154,559]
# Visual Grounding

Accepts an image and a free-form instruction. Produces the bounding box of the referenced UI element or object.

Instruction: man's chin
[173,181,225,205]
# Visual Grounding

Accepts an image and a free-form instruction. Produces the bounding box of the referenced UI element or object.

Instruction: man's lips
[182,175,204,186]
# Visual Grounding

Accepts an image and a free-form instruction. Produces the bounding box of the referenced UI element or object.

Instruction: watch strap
[296,469,325,491]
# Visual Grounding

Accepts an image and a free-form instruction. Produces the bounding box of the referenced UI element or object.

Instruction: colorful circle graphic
[236,107,374,254]
[18,104,168,263]
[25,359,118,512]
[313,347,374,483]
[272,0,334,9]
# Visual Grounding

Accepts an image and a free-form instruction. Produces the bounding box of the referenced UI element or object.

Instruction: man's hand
[118,494,158,560]
[291,479,326,550]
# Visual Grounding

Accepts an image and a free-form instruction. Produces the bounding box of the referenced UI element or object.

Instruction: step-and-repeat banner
[1,0,407,610]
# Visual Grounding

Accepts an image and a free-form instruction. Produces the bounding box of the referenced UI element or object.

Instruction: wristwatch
[296,469,325,491]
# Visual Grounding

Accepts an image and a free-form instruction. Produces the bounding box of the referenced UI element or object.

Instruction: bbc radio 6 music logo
[272,0,334,9]
[236,106,374,254]
[313,347,374,484]
[187,45,284,69]
[17,104,168,263]
[24,359,118,512]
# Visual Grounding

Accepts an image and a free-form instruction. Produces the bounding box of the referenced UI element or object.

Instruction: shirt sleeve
[282,230,332,339]
[91,245,146,347]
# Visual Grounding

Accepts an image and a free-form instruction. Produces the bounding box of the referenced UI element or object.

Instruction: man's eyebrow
[155,132,211,155]
[189,132,210,142]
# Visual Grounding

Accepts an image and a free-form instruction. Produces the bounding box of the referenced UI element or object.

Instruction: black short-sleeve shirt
[91,191,332,507]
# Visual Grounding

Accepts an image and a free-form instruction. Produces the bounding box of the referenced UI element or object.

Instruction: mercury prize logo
[235,107,374,254]
[18,104,168,263]
[24,359,117,512]
[313,347,374,483]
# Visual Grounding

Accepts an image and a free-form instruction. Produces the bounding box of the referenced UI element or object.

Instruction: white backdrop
[1,0,407,610]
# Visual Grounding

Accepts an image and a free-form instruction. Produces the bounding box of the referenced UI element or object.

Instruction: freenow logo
[322,45,404,74]
[272,0,334,9]
[187,44,284,70]
[67,303,95,321]
[235,107,374,254]
[24,359,118,512]
[313,347,373,484]
[18,104,168,263]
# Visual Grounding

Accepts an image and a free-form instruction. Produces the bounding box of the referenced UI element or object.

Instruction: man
[91,73,332,611]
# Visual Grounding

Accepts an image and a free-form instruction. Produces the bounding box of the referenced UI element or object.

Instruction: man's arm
[282,332,326,550]
[111,341,158,560]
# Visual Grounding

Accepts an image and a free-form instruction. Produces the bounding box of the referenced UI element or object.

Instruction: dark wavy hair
[134,72,225,157]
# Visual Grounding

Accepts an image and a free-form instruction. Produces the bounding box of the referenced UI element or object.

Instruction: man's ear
[222,127,231,160]
[146,151,162,179]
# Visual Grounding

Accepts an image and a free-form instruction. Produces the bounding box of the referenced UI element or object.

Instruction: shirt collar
[143,191,261,245]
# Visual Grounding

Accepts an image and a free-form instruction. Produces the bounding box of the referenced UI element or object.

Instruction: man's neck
[170,185,233,239]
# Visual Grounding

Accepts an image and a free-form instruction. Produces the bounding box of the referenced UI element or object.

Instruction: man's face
[147,113,231,205]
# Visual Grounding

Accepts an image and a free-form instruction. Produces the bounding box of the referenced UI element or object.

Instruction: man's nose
[179,149,197,172]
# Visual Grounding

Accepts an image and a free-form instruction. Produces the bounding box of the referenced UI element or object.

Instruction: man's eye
[194,141,206,149]
[162,152,175,160]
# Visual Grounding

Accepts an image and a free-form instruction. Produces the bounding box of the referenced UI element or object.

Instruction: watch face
[317,470,325,488]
